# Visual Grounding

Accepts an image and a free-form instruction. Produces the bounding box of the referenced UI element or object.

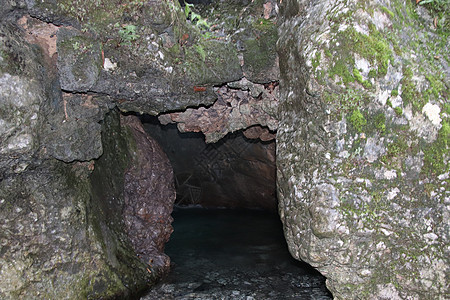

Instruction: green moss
[326,88,368,114]
[391,89,399,97]
[444,103,450,115]
[400,66,421,111]
[368,69,377,78]
[384,139,409,159]
[423,121,450,175]
[194,44,206,61]
[252,18,276,31]
[328,25,393,85]
[374,112,386,133]
[353,68,372,88]
[386,98,393,107]
[242,21,278,80]
[394,106,403,116]
[362,80,373,89]
[424,73,445,99]
[312,51,321,71]
[353,67,363,82]
[349,109,367,132]
[329,59,354,84]
[183,39,241,85]
[381,6,395,19]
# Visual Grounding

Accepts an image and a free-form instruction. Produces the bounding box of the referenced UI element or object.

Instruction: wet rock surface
[141,208,332,300]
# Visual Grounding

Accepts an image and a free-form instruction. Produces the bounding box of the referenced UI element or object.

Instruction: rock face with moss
[277,0,448,298]
[0,15,170,299]
[0,0,279,298]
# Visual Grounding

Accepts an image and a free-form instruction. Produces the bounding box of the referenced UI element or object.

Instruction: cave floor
[141,207,332,300]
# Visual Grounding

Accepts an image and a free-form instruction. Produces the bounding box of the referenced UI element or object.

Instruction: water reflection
[141,207,332,299]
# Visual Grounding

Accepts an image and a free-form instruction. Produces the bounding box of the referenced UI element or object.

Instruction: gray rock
[277,0,448,298]
[0,21,46,176]
[56,28,102,92]
[41,93,113,162]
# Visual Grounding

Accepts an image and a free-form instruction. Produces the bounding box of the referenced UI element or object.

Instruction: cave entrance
[141,115,277,211]
[140,115,331,299]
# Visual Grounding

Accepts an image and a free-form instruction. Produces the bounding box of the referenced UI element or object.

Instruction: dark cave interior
[141,115,277,211]
[138,115,332,299]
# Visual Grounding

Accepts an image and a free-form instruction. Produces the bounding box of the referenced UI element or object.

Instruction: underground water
[139,117,332,299]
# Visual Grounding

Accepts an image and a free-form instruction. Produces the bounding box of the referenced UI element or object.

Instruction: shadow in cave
[139,115,332,299]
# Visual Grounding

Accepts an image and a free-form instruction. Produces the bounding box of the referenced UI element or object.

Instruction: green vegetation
[353,68,372,88]
[394,106,403,116]
[423,121,450,175]
[116,24,139,45]
[374,112,386,133]
[184,2,210,29]
[323,88,367,115]
[400,66,421,111]
[380,138,409,166]
[381,6,395,18]
[194,44,206,61]
[417,0,449,30]
[349,109,367,132]
[386,98,393,107]
[424,73,445,100]
[444,103,450,114]
[312,51,321,71]
[327,24,392,86]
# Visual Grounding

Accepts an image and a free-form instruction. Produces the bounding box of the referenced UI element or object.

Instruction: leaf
[197,18,210,29]
[418,0,435,4]
[184,2,193,18]
[190,12,201,22]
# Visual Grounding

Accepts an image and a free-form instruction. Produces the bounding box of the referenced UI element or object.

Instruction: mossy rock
[182,39,242,85]
[242,18,278,83]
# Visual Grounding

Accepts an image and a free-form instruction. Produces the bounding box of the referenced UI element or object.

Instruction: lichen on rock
[277,0,448,298]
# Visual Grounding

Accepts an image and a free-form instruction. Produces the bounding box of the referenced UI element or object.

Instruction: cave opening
[138,115,332,299]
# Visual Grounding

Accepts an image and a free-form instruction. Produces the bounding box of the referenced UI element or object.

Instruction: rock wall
[277,0,448,299]
[0,0,280,298]
[2,0,448,298]
[0,9,175,298]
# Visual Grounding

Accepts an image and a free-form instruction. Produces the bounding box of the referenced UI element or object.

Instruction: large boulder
[277,0,448,298]
[121,115,176,273]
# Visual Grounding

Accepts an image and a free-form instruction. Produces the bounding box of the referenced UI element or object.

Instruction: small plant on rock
[116,23,140,45]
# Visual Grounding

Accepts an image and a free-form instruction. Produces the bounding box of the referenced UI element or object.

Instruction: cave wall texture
[0,0,448,299]
[277,0,448,299]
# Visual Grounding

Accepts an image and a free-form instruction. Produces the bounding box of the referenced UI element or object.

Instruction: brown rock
[158,78,278,143]
[121,115,176,273]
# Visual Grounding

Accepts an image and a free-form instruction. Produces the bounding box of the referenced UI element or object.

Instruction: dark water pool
[141,207,332,299]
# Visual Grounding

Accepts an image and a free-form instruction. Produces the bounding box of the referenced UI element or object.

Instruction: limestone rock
[40,93,113,163]
[0,21,49,176]
[277,0,448,298]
